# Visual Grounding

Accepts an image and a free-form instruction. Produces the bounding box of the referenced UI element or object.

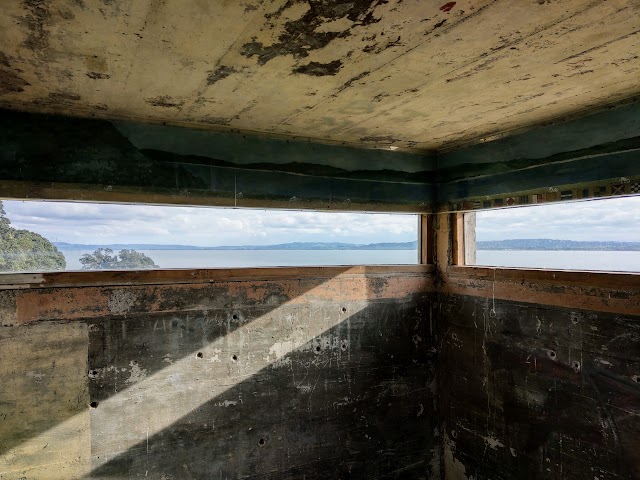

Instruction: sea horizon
[53,238,640,252]
[54,247,640,273]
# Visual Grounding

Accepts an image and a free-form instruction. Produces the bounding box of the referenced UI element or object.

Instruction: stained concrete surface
[438,293,640,479]
[0,0,638,152]
[0,270,437,479]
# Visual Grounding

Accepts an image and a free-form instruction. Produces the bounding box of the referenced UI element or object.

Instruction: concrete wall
[1,104,640,480]
[0,267,438,480]
[437,270,640,480]
[1,232,640,480]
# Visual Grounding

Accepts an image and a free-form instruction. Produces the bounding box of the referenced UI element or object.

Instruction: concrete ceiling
[0,0,639,153]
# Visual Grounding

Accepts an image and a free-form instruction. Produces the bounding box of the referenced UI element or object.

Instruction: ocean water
[14,249,640,272]
[476,250,640,272]
[61,249,419,270]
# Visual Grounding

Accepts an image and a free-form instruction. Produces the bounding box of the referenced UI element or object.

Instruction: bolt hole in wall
[466,196,640,272]
[0,199,419,273]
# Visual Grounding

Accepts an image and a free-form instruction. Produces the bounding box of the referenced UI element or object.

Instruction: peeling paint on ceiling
[0,0,638,153]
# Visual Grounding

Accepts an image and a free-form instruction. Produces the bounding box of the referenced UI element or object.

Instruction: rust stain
[439,2,456,13]
[14,274,431,323]
[17,286,109,324]
[442,277,640,316]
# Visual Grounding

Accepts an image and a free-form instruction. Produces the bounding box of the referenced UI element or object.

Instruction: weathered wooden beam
[418,215,434,265]
[444,265,640,315]
[0,265,434,290]
[451,213,465,266]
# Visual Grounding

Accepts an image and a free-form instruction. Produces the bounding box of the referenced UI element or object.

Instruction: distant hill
[477,239,640,251]
[54,241,419,251]
[53,239,640,252]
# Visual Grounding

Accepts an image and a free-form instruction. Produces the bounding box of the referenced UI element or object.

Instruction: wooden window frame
[451,213,465,266]
[418,214,434,265]
[449,210,640,279]
[0,198,434,288]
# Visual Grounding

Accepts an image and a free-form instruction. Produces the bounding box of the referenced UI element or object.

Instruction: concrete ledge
[0,265,435,290]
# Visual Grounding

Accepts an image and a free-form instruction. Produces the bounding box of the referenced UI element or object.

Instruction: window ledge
[447,265,640,289]
[0,264,435,290]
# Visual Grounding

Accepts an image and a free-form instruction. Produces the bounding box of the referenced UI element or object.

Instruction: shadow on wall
[437,293,640,480]
[91,299,436,479]
[0,277,325,462]
[0,271,438,480]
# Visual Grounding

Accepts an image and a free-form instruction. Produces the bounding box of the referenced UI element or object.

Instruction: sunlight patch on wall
[0,273,368,478]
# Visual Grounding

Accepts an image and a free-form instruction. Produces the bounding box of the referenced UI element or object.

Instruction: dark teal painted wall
[436,99,640,204]
[0,109,434,211]
[1,99,639,211]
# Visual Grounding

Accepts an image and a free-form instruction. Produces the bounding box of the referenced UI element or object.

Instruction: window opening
[466,196,640,272]
[0,200,420,273]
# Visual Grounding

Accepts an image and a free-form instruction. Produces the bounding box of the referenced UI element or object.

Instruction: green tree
[80,248,158,270]
[0,201,66,272]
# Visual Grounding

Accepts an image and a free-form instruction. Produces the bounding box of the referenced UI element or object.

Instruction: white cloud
[5,196,638,246]
[476,196,640,242]
[1,200,418,246]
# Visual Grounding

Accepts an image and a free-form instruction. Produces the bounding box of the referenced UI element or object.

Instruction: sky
[0,200,418,246]
[1,196,639,246]
[475,196,640,242]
